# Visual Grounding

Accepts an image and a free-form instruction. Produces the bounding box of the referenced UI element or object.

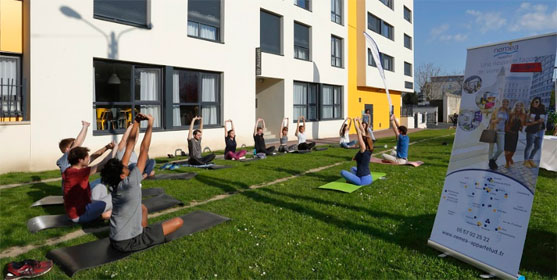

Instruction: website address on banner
[441,230,504,256]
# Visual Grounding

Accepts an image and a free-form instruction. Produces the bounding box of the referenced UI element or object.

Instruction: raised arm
[136,114,154,175]
[295,117,301,136]
[71,121,90,149]
[224,120,230,138]
[118,124,133,151]
[89,143,116,175]
[347,118,352,130]
[354,118,366,153]
[230,119,234,133]
[199,116,204,132]
[254,118,261,136]
[188,116,198,140]
[339,118,348,136]
[122,115,142,166]
[390,114,400,137]
[90,142,115,163]
[261,118,266,130]
[279,117,288,137]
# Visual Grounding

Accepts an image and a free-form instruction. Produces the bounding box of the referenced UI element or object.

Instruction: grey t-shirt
[56,153,70,190]
[188,138,202,159]
[280,136,288,145]
[109,167,143,241]
[116,149,138,165]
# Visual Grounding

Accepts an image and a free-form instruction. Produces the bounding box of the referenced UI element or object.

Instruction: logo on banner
[493,44,519,58]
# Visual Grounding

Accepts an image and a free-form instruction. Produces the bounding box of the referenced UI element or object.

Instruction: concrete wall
[256,78,284,138]
[443,93,461,122]
[0,122,30,173]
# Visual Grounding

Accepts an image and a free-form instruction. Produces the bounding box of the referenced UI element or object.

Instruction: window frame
[367,13,394,41]
[331,0,343,25]
[0,54,25,121]
[93,59,164,135]
[379,0,393,10]
[294,21,311,61]
[404,62,412,77]
[331,35,343,68]
[320,84,343,120]
[260,10,283,56]
[171,69,222,129]
[293,81,318,121]
[367,49,394,72]
[404,34,412,50]
[293,81,343,122]
[294,0,311,11]
[93,0,151,29]
[187,0,222,43]
[404,6,412,23]
[405,81,413,89]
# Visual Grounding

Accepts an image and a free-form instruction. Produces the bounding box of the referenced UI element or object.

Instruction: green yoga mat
[318,172,387,193]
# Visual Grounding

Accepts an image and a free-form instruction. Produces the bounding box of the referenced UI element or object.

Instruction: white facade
[0,0,350,173]
[365,0,414,92]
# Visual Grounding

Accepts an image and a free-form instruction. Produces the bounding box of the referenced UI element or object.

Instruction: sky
[414,0,557,76]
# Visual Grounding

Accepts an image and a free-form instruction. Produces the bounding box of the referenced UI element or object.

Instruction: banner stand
[428,240,524,280]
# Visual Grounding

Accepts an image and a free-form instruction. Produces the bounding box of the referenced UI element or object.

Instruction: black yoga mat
[46,211,230,277]
[30,188,166,207]
[27,193,183,233]
[314,147,328,151]
[149,172,197,180]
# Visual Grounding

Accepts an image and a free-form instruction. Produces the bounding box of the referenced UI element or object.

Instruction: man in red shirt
[63,144,115,223]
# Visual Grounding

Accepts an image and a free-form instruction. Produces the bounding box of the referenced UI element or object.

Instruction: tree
[416,63,441,101]
[402,91,418,105]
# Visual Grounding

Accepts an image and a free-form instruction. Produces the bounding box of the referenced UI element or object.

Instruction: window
[379,0,393,9]
[294,0,311,10]
[368,13,393,40]
[0,55,24,121]
[321,85,342,119]
[331,36,343,67]
[367,49,394,72]
[404,6,412,23]
[172,69,221,127]
[93,60,162,132]
[188,0,221,42]
[294,82,317,120]
[405,81,413,89]
[294,22,310,61]
[331,0,342,24]
[404,34,412,50]
[404,62,412,76]
[94,0,149,27]
[260,10,282,55]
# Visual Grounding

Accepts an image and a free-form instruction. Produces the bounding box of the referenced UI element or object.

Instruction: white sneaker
[239,156,246,160]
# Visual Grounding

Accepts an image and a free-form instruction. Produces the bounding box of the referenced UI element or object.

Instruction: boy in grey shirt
[187,116,215,165]
[101,114,183,252]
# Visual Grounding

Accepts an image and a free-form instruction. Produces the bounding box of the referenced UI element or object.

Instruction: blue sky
[414,0,557,75]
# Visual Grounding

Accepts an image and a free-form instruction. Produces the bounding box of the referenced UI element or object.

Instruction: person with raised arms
[116,124,156,179]
[382,114,409,164]
[340,117,374,186]
[223,119,247,160]
[339,117,356,148]
[253,118,275,155]
[187,116,215,165]
[295,116,316,151]
[101,114,183,252]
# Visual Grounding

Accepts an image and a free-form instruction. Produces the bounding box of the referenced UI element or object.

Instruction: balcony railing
[0,78,26,122]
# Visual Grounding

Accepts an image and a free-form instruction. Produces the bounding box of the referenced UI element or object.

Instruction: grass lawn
[0,129,555,279]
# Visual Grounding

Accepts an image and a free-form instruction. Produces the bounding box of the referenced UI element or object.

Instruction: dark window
[367,49,394,72]
[404,62,412,76]
[94,0,148,27]
[368,13,393,40]
[379,0,393,9]
[405,81,413,89]
[294,0,311,10]
[293,82,318,120]
[294,22,310,61]
[321,85,342,120]
[172,69,221,127]
[260,10,282,55]
[404,6,412,23]
[0,54,25,121]
[93,59,162,132]
[331,0,342,24]
[331,36,343,67]
[188,0,221,42]
[404,34,412,49]
[367,49,377,67]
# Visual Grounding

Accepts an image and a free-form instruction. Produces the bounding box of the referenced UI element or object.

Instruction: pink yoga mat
[370,157,423,167]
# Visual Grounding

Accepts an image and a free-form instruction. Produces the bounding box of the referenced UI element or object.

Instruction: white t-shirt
[297,132,306,144]
[339,132,350,144]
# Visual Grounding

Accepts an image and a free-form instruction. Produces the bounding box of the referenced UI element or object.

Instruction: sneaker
[523,161,532,168]
[488,159,498,170]
[239,156,246,160]
[528,160,537,168]
[5,259,53,280]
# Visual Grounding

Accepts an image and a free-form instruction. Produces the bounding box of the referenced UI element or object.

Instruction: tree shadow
[194,174,250,193]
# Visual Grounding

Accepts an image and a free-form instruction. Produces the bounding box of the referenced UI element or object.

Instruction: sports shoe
[4,259,53,280]
[488,159,498,170]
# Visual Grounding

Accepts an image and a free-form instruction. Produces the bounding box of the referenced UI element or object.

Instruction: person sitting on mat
[295,116,316,151]
[254,118,275,155]
[340,117,374,186]
[101,114,184,252]
[63,143,116,224]
[116,124,156,179]
[339,117,356,148]
[224,119,247,160]
[187,116,216,165]
[362,121,377,143]
[382,114,409,164]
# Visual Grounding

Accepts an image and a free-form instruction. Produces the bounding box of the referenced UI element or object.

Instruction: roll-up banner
[428,33,556,280]
[364,32,393,115]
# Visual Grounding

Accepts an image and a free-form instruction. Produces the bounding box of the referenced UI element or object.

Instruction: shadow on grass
[194,174,250,193]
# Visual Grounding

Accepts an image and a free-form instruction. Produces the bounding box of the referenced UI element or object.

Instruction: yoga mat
[318,172,387,193]
[149,173,197,180]
[30,188,166,207]
[46,211,230,277]
[314,147,328,151]
[370,157,424,167]
[27,193,183,233]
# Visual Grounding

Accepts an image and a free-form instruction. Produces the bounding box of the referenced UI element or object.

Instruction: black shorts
[110,223,165,252]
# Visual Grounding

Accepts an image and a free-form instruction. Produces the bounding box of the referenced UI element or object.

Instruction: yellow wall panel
[0,0,23,53]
